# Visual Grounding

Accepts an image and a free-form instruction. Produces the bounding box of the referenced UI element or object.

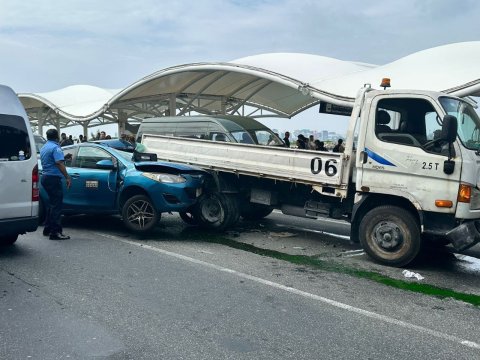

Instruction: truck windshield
[439,97,480,151]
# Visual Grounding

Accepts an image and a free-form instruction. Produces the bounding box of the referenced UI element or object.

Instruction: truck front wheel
[194,193,239,231]
[359,205,421,267]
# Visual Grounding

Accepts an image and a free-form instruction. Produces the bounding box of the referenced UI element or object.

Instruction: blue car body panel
[39,144,205,217]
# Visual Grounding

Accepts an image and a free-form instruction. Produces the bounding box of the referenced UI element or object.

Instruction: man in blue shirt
[40,129,72,240]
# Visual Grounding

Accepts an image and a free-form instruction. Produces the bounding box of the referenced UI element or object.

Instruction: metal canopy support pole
[169,94,176,116]
[118,111,127,135]
[82,122,89,139]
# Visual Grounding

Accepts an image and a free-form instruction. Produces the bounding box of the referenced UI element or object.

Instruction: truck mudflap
[446,220,480,251]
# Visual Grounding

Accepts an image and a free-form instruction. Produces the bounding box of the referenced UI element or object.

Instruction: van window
[254,130,283,146]
[0,114,32,161]
[232,131,255,144]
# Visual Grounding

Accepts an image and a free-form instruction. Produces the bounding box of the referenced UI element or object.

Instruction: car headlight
[141,172,186,183]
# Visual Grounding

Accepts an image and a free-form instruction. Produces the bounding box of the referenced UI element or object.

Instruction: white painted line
[96,232,480,351]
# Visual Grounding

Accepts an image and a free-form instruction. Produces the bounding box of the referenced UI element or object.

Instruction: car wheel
[241,203,274,220]
[179,211,199,226]
[122,194,160,233]
[193,192,240,231]
[359,205,421,267]
[0,234,18,246]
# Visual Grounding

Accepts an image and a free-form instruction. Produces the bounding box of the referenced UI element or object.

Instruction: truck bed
[142,134,347,191]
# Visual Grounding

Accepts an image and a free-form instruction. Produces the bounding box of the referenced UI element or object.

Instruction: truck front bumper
[446,220,480,251]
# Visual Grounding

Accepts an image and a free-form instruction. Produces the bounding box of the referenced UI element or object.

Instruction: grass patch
[183,231,480,307]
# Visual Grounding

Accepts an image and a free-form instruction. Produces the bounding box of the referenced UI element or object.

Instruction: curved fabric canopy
[19,41,480,133]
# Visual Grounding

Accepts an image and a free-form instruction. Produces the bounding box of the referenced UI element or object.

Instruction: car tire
[193,192,240,231]
[359,205,421,267]
[241,203,274,220]
[122,194,160,234]
[0,234,18,246]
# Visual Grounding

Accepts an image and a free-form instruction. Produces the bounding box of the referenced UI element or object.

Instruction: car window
[0,114,32,161]
[62,148,77,167]
[76,146,112,169]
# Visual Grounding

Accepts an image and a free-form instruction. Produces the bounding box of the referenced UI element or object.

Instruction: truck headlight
[142,172,186,183]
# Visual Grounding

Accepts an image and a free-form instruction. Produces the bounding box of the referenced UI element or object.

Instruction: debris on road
[402,270,425,280]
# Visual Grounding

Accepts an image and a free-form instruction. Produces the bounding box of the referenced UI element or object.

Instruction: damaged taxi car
[39,143,206,233]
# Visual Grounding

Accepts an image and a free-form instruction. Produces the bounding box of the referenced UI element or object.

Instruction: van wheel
[179,211,199,226]
[241,204,274,220]
[194,193,239,231]
[0,234,18,246]
[359,205,421,267]
[122,195,160,233]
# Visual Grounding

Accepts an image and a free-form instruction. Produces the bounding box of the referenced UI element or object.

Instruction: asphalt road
[1,214,480,359]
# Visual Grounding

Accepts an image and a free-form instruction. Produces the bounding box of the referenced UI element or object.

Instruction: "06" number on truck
[310,158,338,176]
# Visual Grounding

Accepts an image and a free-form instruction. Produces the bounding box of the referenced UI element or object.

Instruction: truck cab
[347,87,480,265]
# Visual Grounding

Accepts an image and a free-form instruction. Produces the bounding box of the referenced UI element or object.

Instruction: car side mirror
[96,159,115,170]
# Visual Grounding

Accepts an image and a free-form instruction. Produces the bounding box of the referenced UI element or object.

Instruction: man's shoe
[43,228,50,236]
[49,233,70,240]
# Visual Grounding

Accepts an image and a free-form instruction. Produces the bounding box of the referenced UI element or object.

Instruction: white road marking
[95,232,480,351]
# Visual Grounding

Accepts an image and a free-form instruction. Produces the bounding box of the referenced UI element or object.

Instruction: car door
[65,146,118,212]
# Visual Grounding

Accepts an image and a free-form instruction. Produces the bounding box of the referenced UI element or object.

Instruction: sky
[1,0,479,136]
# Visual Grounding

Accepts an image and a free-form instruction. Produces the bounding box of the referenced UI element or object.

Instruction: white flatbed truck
[142,85,480,266]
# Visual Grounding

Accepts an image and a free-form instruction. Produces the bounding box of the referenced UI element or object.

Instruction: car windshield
[439,97,480,151]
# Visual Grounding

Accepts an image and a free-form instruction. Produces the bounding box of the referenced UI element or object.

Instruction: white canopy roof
[19,41,480,130]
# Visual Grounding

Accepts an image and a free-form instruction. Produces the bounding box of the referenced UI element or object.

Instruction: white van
[0,85,39,245]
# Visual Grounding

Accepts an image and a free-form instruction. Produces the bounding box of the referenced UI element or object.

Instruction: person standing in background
[283,131,291,148]
[40,129,71,240]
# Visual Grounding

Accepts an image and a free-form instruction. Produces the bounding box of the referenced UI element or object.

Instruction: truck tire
[359,205,421,267]
[194,192,239,231]
[122,194,160,234]
[241,204,274,220]
[0,234,18,246]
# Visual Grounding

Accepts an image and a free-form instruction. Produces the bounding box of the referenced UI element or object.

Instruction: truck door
[358,94,461,214]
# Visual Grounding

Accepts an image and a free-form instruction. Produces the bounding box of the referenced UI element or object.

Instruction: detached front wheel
[122,194,160,233]
[359,205,421,267]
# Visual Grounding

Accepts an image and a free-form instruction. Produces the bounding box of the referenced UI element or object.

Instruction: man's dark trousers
[41,175,63,235]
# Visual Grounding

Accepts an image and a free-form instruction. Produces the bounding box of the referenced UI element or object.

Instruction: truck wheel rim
[372,220,402,251]
[127,199,155,228]
[201,197,224,223]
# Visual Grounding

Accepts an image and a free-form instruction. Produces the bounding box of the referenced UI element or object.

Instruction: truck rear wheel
[359,205,421,267]
[241,203,274,220]
[194,193,239,231]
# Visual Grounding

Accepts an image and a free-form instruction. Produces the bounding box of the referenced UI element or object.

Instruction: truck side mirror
[442,115,457,144]
[442,115,457,174]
